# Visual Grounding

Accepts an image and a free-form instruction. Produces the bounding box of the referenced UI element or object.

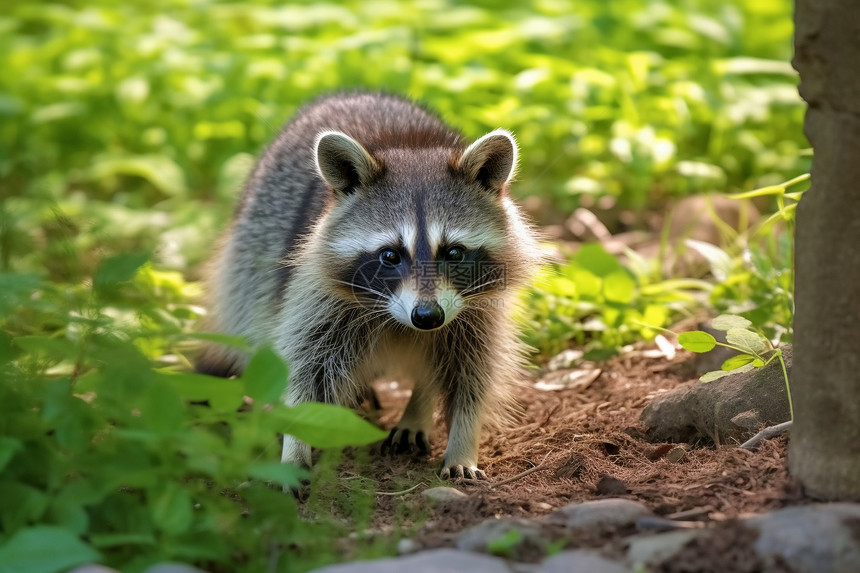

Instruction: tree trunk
[789,0,860,500]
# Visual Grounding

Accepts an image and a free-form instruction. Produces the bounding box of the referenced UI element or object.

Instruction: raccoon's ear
[314,130,379,196]
[457,128,519,195]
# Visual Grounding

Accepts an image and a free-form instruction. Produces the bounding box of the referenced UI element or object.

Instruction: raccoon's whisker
[460,280,502,298]
[459,267,505,297]
[331,279,393,302]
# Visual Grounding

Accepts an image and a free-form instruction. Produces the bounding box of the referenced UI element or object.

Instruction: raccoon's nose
[411,301,445,330]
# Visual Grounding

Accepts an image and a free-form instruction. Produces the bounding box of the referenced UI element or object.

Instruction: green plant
[681,174,808,343]
[523,243,711,359]
[0,252,388,573]
[486,529,524,558]
[678,314,792,419]
[2,0,807,222]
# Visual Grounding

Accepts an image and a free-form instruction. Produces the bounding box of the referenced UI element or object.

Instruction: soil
[326,345,808,565]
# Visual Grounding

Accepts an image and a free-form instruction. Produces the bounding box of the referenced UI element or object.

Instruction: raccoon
[197,92,541,480]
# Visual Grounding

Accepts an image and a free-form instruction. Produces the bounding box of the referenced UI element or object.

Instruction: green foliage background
[0,0,805,571]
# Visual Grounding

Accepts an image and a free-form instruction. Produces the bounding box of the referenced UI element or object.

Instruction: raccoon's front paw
[381,427,431,456]
[439,462,487,481]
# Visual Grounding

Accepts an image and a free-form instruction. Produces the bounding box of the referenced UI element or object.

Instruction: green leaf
[603,269,636,303]
[721,354,755,371]
[45,497,89,535]
[0,273,41,317]
[0,330,17,366]
[93,252,149,296]
[13,336,78,360]
[0,437,22,472]
[710,314,752,331]
[140,378,185,434]
[86,154,188,197]
[725,328,768,354]
[277,403,387,448]
[180,332,252,352]
[89,533,157,548]
[575,244,621,277]
[242,347,288,405]
[0,482,49,533]
[678,331,717,353]
[161,372,245,413]
[700,370,731,383]
[567,267,601,298]
[247,462,309,488]
[149,482,193,535]
[0,526,100,573]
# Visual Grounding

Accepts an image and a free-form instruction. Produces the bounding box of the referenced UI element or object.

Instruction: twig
[490,462,551,488]
[489,451,555,488]
[375,482,424,496]
[740,421,793,450]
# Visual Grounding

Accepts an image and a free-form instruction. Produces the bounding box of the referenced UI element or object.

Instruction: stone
[68,567,121,573]
[626,530,706,567]
[537,550,628,573]
[421,487,468,502]
[309,548,513,573]
[640,345,792,444]
[747,503,860,573]
[455,518,546,554]
[542,498,653,529]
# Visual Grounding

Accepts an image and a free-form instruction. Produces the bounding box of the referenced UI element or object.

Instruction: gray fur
[198,92,541,479]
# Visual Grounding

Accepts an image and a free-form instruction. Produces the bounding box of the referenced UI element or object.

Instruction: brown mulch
[317,346,806,563]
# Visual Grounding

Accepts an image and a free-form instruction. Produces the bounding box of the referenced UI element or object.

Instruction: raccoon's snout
[411,301,445,330]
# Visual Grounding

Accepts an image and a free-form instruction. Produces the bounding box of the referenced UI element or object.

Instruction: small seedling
[678,314,792,420]
[486,529,524,557]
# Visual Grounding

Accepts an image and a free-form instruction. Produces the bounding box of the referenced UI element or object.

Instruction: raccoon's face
[313,128,530,332]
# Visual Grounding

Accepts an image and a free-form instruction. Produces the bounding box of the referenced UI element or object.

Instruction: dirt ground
[339,344,806,562]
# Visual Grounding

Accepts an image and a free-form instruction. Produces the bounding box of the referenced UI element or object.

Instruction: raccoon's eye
[443,245,467,263]
[378,248,402,267]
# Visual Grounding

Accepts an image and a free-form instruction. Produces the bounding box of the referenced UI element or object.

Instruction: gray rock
[626,529,706,567]
[143,565,209,573]
[422,486,468,502]
[543,498,653,529]
[397,538,419,555]
[640,345,792,444]
[310,548,513,572]
[68,567,121,573]
[455,517,546,553]
[747,503,860,573]
[537,550,628,573]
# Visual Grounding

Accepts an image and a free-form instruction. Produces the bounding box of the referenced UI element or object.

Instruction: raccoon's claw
[439,464,487,481]
[381,428,430,456]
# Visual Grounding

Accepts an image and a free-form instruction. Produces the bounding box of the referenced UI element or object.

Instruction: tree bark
[790,0,860,500]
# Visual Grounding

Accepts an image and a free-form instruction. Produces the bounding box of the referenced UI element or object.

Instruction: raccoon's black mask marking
[342,248,411,303]
[340,244,504,308]
[442,247,504,294]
